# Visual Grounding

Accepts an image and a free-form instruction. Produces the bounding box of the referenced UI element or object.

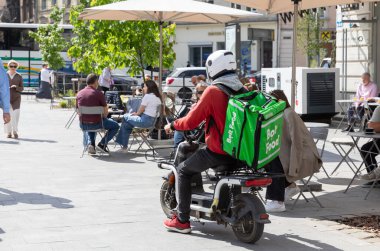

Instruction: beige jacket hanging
[279,108,322,182]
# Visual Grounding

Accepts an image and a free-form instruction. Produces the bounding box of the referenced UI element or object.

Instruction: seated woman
[264,90,322,213]
[115,80,162,152]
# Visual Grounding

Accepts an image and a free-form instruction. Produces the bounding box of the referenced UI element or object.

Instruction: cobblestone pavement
[0,97,379,250]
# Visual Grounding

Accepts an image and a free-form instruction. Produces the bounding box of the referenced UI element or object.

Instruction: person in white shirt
[115,80,162,151]
[99,67,112,93]
[36,63,52,99]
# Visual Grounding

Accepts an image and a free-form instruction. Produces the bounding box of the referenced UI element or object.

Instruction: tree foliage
[29,6,68,70]
[296,10,326,67]
[68,0,176,77]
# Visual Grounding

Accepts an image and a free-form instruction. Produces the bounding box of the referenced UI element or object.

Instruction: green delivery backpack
[212,84,286,170]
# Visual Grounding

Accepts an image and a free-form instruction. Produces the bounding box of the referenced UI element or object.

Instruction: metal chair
[291,176,324,209]
[309,127,330,178]
[128,107,161,153]
[291,127,326,209]
[78,106,108,157]
[328,137,357,176]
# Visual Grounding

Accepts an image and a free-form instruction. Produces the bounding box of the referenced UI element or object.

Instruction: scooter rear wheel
[232,193,265,244]
[160,180,177,218]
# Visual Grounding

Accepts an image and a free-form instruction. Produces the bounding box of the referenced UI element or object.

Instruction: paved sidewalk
[0,97,379,250]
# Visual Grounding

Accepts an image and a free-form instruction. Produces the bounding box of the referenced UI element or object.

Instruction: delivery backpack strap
[206,83,247,144]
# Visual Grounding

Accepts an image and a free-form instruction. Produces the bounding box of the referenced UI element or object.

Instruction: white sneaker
[88,145,96,155]
[265,200,286,213]
[285,186,301,201]
[116,148,129,153]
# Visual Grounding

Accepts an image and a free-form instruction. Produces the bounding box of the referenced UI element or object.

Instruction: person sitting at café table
[76,74,120,154]
[264,90,322,213]
[343,72,377,132]
[115,80,162,152]
[359,106,380,187]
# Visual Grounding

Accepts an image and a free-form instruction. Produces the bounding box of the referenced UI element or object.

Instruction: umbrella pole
[158,15,163,140]
[159,21,163,93]
[291,0,299,108]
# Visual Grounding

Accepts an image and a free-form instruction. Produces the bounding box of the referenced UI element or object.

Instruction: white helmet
[206,50,237,80]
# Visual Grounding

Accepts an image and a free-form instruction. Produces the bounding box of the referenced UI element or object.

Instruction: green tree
[68,0,176,79]
[297,10,326,67]
[29,6,68,70]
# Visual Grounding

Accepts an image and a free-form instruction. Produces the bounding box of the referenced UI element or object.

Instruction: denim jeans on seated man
[80,118,120,147]
[174,131,186,149]
[115,113,155,148]
[347,106,365,125]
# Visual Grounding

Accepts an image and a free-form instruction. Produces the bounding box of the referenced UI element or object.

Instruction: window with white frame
[189,45,213,67]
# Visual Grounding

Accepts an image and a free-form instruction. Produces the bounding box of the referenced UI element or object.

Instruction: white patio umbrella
[79,0,260,90]
[225,0,378,107]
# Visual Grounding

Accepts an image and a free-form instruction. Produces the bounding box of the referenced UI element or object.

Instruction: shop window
[216,42,225,50]
[42,0,47,10]
[189,45,212,67]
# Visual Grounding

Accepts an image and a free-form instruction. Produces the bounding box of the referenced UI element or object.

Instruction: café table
[345,131,380,199]
[305,122,329,128]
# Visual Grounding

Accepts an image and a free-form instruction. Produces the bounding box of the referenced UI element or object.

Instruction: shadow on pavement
[321,149,360,163]
[269,184,380,220]
[0,140,19,145]
[0,227,4,242]
[190,224,343,250]
[317,177,355,186]
[261,233,344,251]
[17,138,58,143]
[93,152,146,164]
[0,188,73,209]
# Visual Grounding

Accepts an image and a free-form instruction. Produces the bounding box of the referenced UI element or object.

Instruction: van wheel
[177,87,192,100]
[232,193,265,244]
[160,180,177,218]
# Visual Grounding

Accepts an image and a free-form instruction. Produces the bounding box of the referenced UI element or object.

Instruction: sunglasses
[9,65,17,68]
[196,91,204,95]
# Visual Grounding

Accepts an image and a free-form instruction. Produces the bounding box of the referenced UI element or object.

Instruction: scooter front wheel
[160,180,177,218]
[232,193,265,244]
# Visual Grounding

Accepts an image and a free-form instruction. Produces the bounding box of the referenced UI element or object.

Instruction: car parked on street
[246,71,261,89]
[111,74,139,94]
[163,67,207,99]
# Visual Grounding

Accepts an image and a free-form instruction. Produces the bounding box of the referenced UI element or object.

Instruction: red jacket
[173,85,228,155]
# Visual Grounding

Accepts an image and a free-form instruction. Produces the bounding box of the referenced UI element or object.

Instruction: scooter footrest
[191,193,213,208]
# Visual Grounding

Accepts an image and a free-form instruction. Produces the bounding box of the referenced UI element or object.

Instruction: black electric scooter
[158,126,275,244]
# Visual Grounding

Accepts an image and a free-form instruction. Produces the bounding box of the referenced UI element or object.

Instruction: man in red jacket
[163,51,245,234]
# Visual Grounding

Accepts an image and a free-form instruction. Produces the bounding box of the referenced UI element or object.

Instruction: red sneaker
[163,215,191,234]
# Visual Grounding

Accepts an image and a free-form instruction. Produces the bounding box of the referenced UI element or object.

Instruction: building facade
[0,0,78,24]
[336,3,378,94]
[174,19,278,73]
[175,1,336,75]
[174,0,278,74]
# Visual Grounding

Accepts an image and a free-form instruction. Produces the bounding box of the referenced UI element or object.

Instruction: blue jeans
[80,118,120,147]
[347,106,365,125]
[174,131,185,148]
[115,113,155,148]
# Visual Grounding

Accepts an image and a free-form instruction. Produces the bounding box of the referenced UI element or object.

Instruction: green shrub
[65,89,75,97]
[59,100,68,108]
